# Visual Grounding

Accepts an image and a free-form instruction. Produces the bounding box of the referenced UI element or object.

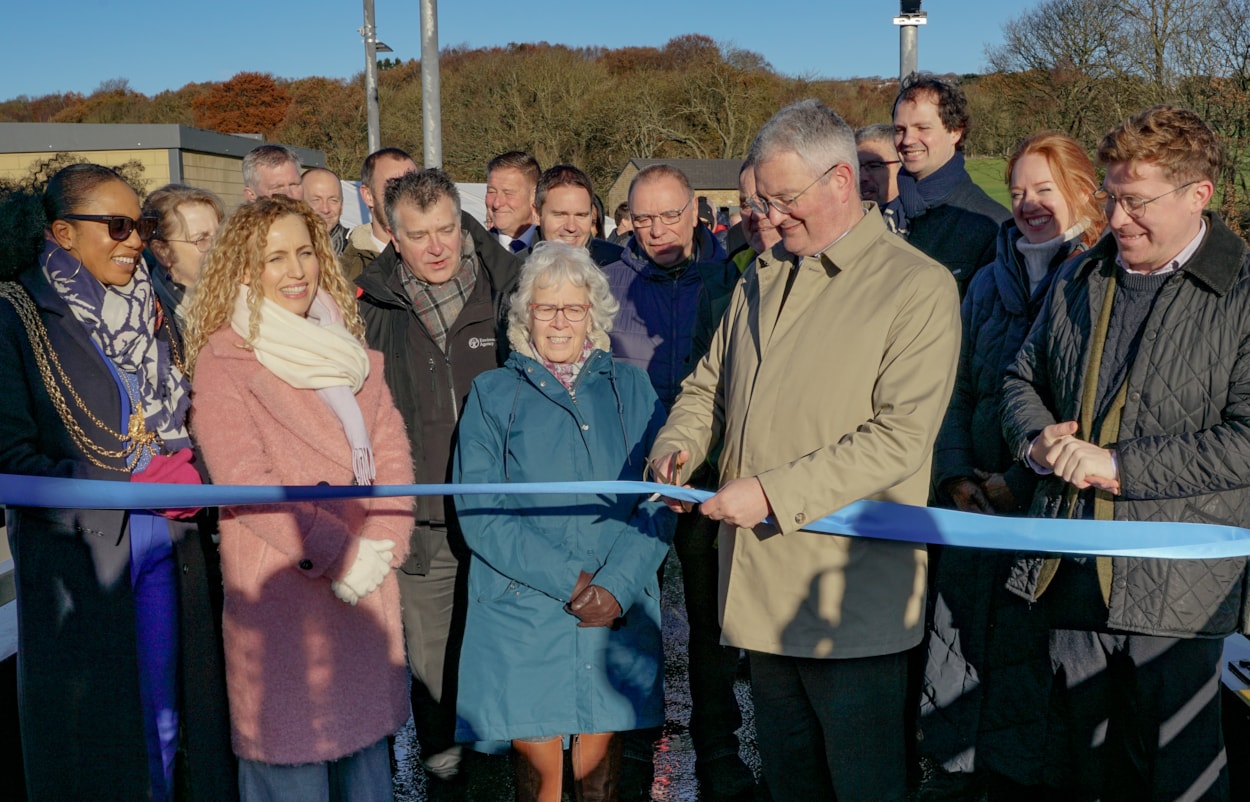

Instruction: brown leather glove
[569,584,622,628]
[943,477,992,513]
[974,469,1019,514]
[570,570,594,603]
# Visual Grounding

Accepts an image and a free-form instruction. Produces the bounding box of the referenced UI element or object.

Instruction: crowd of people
[1,71,1248,802]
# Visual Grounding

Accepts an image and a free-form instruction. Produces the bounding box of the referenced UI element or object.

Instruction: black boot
[572,733,623,802]
[512,748,546,802]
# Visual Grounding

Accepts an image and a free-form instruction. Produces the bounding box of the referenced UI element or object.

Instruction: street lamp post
[420,0,442,168]
[360,0,392,153]
[894,0,927,82]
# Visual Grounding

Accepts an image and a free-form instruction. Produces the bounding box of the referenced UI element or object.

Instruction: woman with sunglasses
[0,163,235,800]
[143,183,225,333]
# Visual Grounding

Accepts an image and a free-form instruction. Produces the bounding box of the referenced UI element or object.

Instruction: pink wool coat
[191,327,415,765]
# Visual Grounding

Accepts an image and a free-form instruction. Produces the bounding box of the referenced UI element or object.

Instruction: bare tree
[987,0,1130,142]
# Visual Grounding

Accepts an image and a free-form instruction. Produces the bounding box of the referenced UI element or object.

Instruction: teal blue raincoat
[453,348,674,742]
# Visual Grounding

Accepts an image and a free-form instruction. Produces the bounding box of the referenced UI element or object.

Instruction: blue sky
[0,0,1028,99]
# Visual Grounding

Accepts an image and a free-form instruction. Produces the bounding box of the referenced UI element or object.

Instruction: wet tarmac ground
[391,549,764,801]
[390,550,959,801]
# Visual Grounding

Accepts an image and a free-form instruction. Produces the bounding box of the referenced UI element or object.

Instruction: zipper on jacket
[427,355,460,423]
[670,278,681,401]
[427,357,441,417]
[445,352,458,422]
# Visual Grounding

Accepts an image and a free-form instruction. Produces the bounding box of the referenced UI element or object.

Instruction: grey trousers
[1040,630,1228,801]
[397,530,465,760]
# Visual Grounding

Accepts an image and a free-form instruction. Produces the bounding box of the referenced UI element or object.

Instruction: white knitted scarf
[231,286,375,485]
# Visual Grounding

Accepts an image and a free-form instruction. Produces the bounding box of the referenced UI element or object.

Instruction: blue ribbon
[2,474,1249,559]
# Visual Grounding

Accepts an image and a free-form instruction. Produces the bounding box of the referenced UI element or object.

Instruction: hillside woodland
[3,1,1248,228]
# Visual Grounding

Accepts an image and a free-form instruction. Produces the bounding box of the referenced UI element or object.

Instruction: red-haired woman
[921,131,1108,796]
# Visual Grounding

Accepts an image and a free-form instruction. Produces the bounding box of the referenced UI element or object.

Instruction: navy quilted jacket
[934,222,1080,506]
[1002,214,1250,637]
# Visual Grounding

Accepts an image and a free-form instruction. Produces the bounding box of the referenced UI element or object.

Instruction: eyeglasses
[859,159,901,171]
[63,214,159,242]
[529,303,591,322]
[745,164,837,216]
[1093,181,1196,218]
[160,235,215,253]
[630,198,691,229]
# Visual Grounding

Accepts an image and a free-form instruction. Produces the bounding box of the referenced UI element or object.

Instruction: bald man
[302,167,347,255]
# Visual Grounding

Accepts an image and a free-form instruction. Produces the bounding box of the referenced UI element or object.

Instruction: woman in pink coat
[184,196,415,802]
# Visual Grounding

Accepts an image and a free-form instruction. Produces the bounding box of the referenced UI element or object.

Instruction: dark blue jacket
[1002,214,1250,637]
[0,268,235,800]
[920,221,1082,773]
[602,225,735,410]
[907,173,1010,295]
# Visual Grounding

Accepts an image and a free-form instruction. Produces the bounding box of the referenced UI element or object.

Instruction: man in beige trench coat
[650,99,961,802]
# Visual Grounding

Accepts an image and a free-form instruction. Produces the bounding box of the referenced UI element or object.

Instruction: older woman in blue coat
[453,241,674,802]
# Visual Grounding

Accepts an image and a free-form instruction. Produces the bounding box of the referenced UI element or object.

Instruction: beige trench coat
[652,208,961,659]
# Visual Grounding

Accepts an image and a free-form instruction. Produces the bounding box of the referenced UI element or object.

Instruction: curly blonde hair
[183,195,363,375]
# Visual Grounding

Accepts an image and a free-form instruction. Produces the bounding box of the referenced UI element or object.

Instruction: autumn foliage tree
[192,72,291,137]
[3,23,1245,229]
[274,77,365,177]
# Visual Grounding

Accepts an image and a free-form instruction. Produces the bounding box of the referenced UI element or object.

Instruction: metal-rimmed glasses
[62,214,160,242]
[529,303,591,322]
[630,198,691,229]
[1093,181,1197,218]
[160,235,215,253]
[745,164,836,216]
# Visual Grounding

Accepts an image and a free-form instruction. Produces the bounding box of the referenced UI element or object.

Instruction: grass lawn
[965,156,1010,209]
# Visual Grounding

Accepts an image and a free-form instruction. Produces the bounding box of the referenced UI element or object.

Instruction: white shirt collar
[1115,218,1206,277]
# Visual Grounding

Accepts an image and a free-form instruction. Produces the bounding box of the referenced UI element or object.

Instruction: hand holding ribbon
[130,448,202,520]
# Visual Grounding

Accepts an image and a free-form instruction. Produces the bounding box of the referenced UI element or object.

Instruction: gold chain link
[0,281,158,472]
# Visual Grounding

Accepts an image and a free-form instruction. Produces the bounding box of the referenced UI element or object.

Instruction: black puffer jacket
[355,221,518,574]
[1001,213,1250,637]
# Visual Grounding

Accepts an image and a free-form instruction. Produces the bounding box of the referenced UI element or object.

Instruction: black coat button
[299,559,313,571]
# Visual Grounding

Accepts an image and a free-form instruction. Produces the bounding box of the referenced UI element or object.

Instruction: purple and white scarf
[41,238,191,457]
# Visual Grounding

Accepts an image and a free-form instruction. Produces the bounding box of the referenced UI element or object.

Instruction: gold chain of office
[0,281,158,472]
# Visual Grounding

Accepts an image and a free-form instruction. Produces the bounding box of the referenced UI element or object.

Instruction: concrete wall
[180,151,247,212]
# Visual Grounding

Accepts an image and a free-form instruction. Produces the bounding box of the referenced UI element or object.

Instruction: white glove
[331,538,395,606]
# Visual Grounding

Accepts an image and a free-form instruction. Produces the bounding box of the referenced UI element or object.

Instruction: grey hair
[855,123,898,151]
[241,145,301,190]
[507,241,618,354]
[385,169,461,234]
[748,99,858,189]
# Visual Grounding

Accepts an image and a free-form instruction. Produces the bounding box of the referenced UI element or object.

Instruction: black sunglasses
[62,214,160,242]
